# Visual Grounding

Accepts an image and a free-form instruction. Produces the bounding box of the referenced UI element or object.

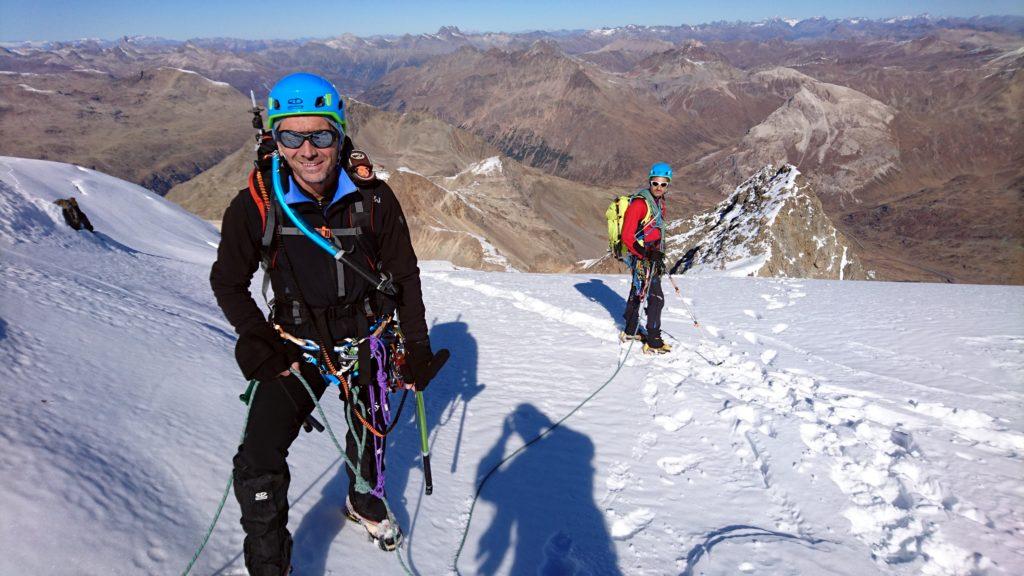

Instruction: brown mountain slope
[689,67,900,206]
[0,67,250,193]
[361,42,711,188]
[707,36,1024,283]
[167,101,618,271]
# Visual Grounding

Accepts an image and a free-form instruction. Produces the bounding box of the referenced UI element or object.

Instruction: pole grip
[423,452,434,496]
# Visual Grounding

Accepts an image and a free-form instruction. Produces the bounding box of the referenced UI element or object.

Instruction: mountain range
[1,16,1020,283]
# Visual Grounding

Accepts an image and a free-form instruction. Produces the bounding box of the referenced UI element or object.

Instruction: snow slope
[1,156,1023,575]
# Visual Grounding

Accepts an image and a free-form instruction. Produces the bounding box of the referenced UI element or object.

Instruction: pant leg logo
[255,491,269,501]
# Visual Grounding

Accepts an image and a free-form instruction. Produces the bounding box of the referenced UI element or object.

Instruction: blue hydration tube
[270,155,396,296]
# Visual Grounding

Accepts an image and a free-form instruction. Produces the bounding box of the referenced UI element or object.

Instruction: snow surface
[456,156,503,179]
[2,157,1023,575]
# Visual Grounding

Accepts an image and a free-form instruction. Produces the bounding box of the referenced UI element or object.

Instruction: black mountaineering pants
[232,353,389,575]
[623,272,665,347]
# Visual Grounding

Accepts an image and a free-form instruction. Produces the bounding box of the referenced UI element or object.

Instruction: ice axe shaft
[416,391,433,495]
[412,348,449,496]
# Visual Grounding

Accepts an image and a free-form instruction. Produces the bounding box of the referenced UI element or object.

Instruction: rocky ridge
[667,164,867,279]
[582,164,867,280]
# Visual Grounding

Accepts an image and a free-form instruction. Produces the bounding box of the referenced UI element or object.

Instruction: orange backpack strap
[247,167,267,232]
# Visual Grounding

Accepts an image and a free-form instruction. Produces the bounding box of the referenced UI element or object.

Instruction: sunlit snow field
[2,157,1022,575]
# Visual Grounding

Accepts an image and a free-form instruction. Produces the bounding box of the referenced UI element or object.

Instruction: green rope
[182,371,415,576]
[291,368,415,576]
[294,368,374,494]
[451,335,640,574]
[181,380,260,576]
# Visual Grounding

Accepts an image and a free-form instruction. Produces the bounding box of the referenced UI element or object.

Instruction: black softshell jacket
[210,172,428,347]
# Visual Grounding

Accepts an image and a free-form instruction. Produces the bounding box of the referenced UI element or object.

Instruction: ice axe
[411,349,450,495]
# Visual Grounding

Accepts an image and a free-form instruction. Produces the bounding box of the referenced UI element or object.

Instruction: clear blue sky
[2,0,1021,42]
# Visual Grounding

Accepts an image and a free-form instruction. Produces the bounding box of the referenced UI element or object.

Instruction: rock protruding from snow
[669,164,867,280]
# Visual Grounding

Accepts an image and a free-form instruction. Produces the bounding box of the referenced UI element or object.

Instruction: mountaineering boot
[643,342,672,355]
[345,495,403,550]
[619,330,642,343]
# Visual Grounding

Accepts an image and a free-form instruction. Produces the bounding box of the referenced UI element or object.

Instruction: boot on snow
[345,496,403,551]
[643,342,672,355]
[619,331,643,343]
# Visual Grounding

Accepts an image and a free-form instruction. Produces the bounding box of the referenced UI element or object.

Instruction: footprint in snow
[771,323,789,334]
[655,409,694,432]
[760,350,777,365]
[743,309,762,320]
[657,454,702,476]
[609,507,655,540]
[742,331,759,345]
[605,462,632,494]
[539,532,579,576]
[760,294,786,310]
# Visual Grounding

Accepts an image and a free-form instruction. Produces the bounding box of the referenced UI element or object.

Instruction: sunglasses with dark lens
[650,181,669,188]
[275,129,339,149]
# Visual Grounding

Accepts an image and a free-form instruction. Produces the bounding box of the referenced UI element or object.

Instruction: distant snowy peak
[668,164,868,280]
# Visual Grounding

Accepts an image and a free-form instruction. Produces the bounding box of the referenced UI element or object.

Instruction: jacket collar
[282,170,358,209]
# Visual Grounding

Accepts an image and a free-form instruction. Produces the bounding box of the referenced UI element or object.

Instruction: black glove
[644,245,664,263]
[644,246,665,274]
[403,339,450,392]
[235,322,302,382]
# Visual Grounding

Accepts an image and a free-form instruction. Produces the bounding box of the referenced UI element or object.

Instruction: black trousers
[623,272,664,347]
[232,352,388,575]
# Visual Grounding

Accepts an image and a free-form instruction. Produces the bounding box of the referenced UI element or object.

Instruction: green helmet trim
[264,108,347,133]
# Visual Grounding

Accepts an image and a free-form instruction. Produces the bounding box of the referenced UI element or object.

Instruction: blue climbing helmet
[266,72,347,132]
[649,162,672,181]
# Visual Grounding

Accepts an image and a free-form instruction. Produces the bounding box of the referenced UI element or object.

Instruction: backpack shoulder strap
[631,188,663,229]
[247,169,266,228]
[248,166,278,257]
[248,164,280,309]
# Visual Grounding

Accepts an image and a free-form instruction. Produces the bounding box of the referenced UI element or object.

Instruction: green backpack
[605,190,657,260]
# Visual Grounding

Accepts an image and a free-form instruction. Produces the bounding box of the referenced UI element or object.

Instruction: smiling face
[275,115,340,196]
[649,177,670,198]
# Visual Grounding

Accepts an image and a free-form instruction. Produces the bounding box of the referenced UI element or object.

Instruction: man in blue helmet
[210,72,444,574]
[619,162,672,354]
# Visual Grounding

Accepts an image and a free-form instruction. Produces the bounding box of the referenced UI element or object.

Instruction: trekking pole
[667,274,701,327]
[415,391,433,495]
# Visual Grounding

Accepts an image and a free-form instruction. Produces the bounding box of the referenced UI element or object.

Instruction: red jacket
[621,196,663,259]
